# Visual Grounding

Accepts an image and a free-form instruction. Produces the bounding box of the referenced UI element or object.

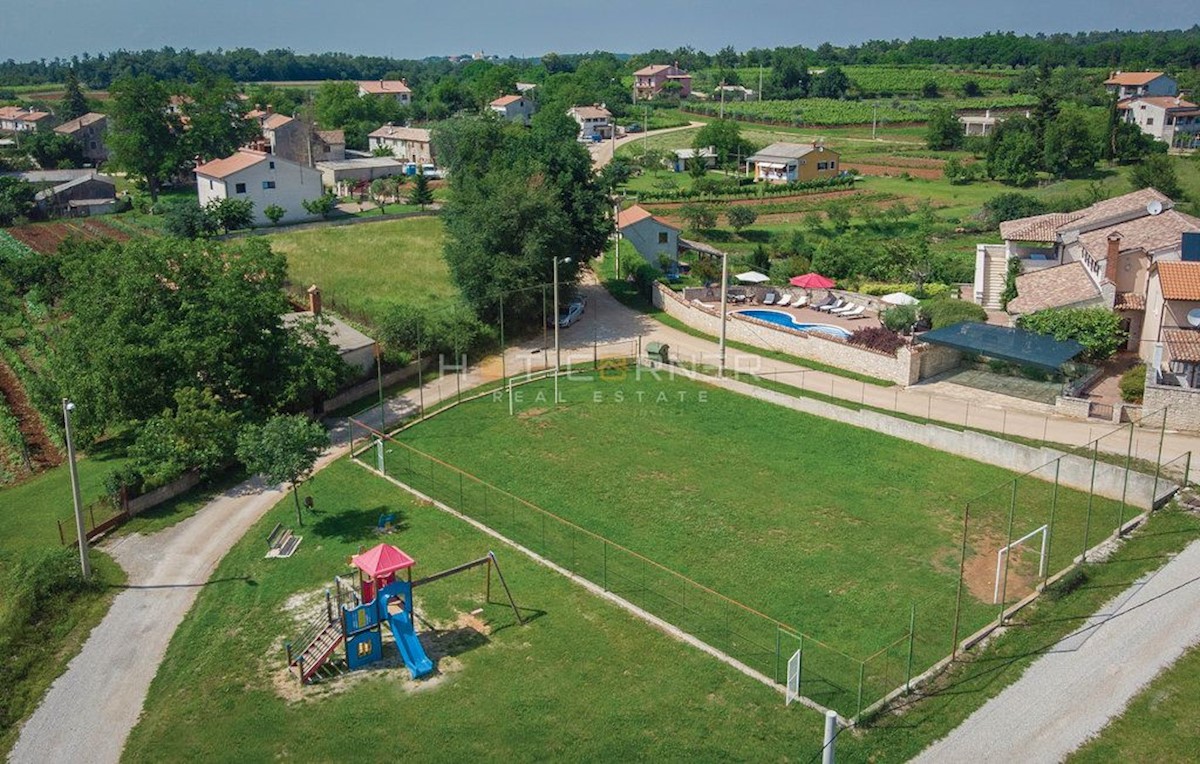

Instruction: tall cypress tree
[61,67,89,121]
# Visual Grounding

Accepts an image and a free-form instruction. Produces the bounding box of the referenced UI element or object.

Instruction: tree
[263,203,286,225]
[60,67,90,122]
[692,119,755,168]
[1018,307,1126,361]
[181,69,259,162]
[1043,107,1097,178]
[597,157,632,194]
[749,243,770,273]
[920,80,940,98]
[679,203,717,231]
[811,65,851,99]
[1130,154,1184,201]
[999,256,1022,309]
[24,131,85,169]
[106,74,184,202]
[0,177,36,225]
[986,117,1040,185]
[302,193,338,219]
[981,192,1047,228]
[205,197,255,232]
[925,106,962,150]
[236,415,328,526]
[769,54,810,100]
[409,169,434,208]
[962,80,982,98]
[163,199,217,239]
[726,205,758,234]
[127,387,241,488]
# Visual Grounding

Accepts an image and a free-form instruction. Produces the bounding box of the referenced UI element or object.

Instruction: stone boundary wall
[1144,380,1200,432]
[321,357,433,414]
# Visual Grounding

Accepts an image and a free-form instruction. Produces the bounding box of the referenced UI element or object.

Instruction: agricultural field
[387,371,1128,712]
[687,95,1038,126]
[4,219,130,255]
[266,216,456,329]
[841,66,1023,96]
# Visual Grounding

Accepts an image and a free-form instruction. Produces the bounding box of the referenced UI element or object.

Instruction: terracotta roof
[53,112,105,134]
[1006,262,1102,315]
[1114,292,1145,311]
[261,113,294,130]
[490,95,523,107]
[1124,96,1198,110]
[1000,212,1085,242]
[1065,188,1172,232]
[617,204,676,231]
[1079,209,1200,259]
[194,149,269,179]
[368,124,431,142]
[1156,261,1200,301]
[569,105,611,120]
[245,109,268,120]
[1164,328,1200,363]
[634,64,673,76]
[0,106,51,123]
[1104,71,1166,86]
[315,129,344,144]
[357,80,411,95]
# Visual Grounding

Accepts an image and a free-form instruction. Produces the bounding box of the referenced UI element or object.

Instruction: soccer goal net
[993,524,1048,604]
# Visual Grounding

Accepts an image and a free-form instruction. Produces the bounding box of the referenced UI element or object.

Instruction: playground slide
[388,614,434,679]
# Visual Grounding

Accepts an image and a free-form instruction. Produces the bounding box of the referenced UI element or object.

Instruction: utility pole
[62,399,90,579]
[718,251,729,377]
[872,102,878,141]
[553,257,571,403]
[719,80,726,119]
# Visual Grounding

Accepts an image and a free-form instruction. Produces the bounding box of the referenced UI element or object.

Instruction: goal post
[786,648,802,706]
[994,524,1048,604]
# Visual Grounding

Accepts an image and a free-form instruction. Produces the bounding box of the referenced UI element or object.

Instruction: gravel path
[915,538,1200,763]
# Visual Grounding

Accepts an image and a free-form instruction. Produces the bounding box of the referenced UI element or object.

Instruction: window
[1147,118,1154,126]
[235,182,246,194]
[658,232,669,244]
[262,181,276,190]
[208,180,213,190]
[268,161,275,169]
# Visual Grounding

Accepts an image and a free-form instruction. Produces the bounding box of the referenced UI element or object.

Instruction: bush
[1017,307,1127,362]
[919,297,987,329]
[980,192,1046,229]
[848,326,905,355]
[1119,364,1146,403]
[880,304,918,333]
[858,282,951,299]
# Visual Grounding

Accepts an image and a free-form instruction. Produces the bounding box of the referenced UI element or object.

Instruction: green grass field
[121,458,828,761]
[265,216,454,328]
[387,372,1126,702]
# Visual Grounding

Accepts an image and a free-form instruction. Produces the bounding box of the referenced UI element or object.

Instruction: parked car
[549,296,586,328]
[625,123,643,133]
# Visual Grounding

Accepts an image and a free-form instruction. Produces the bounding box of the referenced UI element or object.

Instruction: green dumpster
[646,342,669,364]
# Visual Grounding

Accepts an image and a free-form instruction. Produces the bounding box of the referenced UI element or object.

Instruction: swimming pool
[733,309,853,340]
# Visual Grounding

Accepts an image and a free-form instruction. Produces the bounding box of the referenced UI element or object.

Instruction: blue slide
[388,613,434,679]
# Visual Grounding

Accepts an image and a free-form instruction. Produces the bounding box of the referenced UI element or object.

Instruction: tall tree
[60,67,89,122]
[106,74,184,202]
[409,170,433,209]
[236,415,329,526]
[182,69,259,162]
[925,107,962,150]
[1130,154,1184,201]
[811,65,851,99]
[1043,107,1097,178]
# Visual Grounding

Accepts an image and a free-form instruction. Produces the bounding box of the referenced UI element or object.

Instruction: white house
[617,205,679,269]
[357,80,412,106]
[194,149,324,226]
[490,95,536,124]
[1118,96,1200,148]
[368,124,435,164]
[0,106,51,133]
[1103,71,1178,100]
[567,104,612,140]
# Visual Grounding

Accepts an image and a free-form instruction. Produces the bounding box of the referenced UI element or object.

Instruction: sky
[0,0,1191,62]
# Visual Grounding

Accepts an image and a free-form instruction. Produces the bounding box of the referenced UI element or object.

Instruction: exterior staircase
[979,247,1009,310]
[291,619,343,682]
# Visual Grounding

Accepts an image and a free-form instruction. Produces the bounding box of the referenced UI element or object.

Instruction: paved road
[914,538,1200,763]
[588,122,703,168]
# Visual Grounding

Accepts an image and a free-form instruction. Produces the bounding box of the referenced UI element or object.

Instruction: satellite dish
[1147,200,1164,216]
[1188,308,1200,328]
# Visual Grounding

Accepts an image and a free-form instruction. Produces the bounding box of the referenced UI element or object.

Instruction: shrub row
[636,176,855,202]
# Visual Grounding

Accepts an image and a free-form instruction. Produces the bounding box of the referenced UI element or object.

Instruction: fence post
[1082,441,1098,561]
[1152,408,1166,508]
[905,602,916,694]
[603,540,608,591]
[951,502,970,659]
[1044,459,1061,588]
[998,480,1018,623]
[57,519,65,546]
[775,628,781,684]
[1117,423,1134,534]
[856,660,866,720]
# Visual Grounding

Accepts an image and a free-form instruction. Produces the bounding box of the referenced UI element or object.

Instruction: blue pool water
[733,309,852,340]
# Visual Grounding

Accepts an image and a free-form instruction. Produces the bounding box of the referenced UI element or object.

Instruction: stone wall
[655,283,953,386]
[1054,395,1093,420]
[320,357,433,414]
[126,471,203,516]
[1144,381,1200,432]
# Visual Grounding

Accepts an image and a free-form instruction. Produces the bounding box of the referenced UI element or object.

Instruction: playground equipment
[286,543,521,684]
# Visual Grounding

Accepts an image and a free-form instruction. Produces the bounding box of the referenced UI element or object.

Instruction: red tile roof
[1104,71,1166,86]
[368,124,431,142]
[261,113,294,130]
[194,149,269,179]
[999,212,1084,242]
[357,80,411,95]
[1156,261,1200,301]
[617,204,676,231]
[1114,292,1145,311]
[53,112,106,135]
[1006,262,1102,315]
[1079,209,1200,259]
[490,95,523,107]
[1123,96,1197,110]
[1165,329,1200,362]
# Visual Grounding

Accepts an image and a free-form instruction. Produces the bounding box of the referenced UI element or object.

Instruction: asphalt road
[914,538,1200,763]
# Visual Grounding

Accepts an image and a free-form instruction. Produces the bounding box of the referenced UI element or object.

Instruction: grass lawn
[266,216,455,329]
[122,458,827,761]
[389,371,1126,711]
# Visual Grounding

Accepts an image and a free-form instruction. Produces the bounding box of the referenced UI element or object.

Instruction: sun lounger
[830,302,858,315]
[841,306,868,319]
[809,295,835,311]
[762,292,777,306]
[792,295,809,308]
[818,298,846,313]
[776,294,792,307]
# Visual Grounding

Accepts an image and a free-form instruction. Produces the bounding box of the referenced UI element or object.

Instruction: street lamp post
[718,251,729,377]
[62,398,91,579]
[553,256,572,403]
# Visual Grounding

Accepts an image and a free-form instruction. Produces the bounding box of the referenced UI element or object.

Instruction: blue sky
[0,0,1188,62]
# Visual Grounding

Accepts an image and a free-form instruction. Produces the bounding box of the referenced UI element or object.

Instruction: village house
[672,146,717,173]
[194,149,324,226]
[367,124,435,164]
[617,205,679,269]
[632,64,692,100]
[357,80,413,106]
[53,112,108,164]
[33,173,118,217]
[489,95,536,125]
[745,142,840,183]
[567,104,612,140]
[1118,96,1200,148]
[0,106,52,133]
[1103,71,1178,100]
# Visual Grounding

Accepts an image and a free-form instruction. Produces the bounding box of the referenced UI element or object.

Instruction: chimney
[1105,232,1122,284]
[379,79,384,89]
[265,104,273,115]
[307,284,322,316]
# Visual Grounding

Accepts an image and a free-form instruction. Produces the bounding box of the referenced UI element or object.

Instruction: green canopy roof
[920,322,1084,371]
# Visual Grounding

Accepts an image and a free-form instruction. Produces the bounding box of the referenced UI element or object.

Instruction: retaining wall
[1144,381,1200,432]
